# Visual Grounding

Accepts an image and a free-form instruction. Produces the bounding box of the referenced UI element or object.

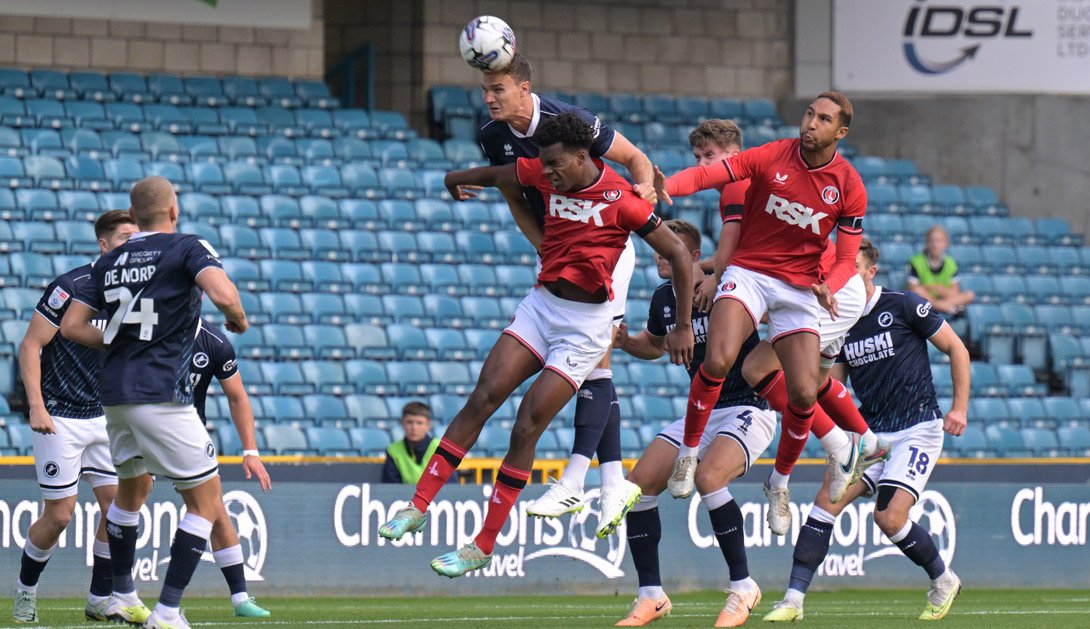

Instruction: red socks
[475,463,530,555]
[411,437,466,512]
[817,376,870,435]
[756,370,836,438]
[684,365,725,448]
[774,404,816,475]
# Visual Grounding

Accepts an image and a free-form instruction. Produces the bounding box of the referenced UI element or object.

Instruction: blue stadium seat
[297,137,335,164]
[1060,276,1090,304]
[218,108,265,137]
[147,73,190,105]
[997,364,1047,397]
[417,231,463,264]
[304,426,354,453]
[263,425,317,455]
[259,292,309,325]
[258,78,302,108]
[62,101,110,131]
[297,80,337,108]
[461,297,506,329]
[382,295,434,327]
[220,196,265,228]
[222,76,265,107]
[302,394,353,427]
[418,264,463,297]
[378,230,425,263]
[1036,218,1079,246]
[344,324,395,361]
[25,99,70,129]
[332,110,374,138]
[256,195,300,228]
[187,161,231,195]
[257,106,304,136]
[378,168,419,199]
[984,425,1030,457]
[67,71,112,102]
[258,136,300,165]
[451,230,496,264]
[1018,428,1061,457]
[300,360,353,396]
[377,200,422,231]
[261,323,312,361]
[349,427,392,455]
[342,263,388,294]
[181,106,229,135]
[25,155,70,189]
[423,294,472,328]
[303,323,353,360]
[295,228,345,262]
[415,199,458,231]
[424,328,474,361]
[13,222,63,254]
[427,361,474,395]
[259,362,314,396]
[494,265,536,293]
[182,76,229,107]
[260,258,311,291]
[300,260,351,294]
[223,162,271,196]
[458,264,503,297]
[370,110,415,140]
[1007,397,1050,429]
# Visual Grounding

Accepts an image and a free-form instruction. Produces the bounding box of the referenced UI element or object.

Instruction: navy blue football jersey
[478,93,616,227]
[34,264,107,419]
[838,287,945,433]
[73,231,224,406]
[646,280,768,411]
[189,321,239,421]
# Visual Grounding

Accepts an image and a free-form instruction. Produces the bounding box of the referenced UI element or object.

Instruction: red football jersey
[719,180,749,225]
[667,138,866,287]
[517,157,660,298]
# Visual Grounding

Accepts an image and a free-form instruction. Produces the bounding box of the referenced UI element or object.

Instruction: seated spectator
[382,401,440,484]
[907,224,975,315]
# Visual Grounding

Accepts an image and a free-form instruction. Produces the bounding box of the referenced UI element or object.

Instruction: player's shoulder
[55,262,93,288]
[652,280,675,300]
[535,93,577,115]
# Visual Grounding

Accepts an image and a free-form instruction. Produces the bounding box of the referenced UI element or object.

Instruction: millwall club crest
[603,190,622,202]
[822,186,840,204]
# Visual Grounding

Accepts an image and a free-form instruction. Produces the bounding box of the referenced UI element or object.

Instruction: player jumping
[764,239,967,622]
[655,92,871,535]
[378,113,694,577]
[472,54,656,530]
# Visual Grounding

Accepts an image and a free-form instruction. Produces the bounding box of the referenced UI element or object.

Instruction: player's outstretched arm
[661,159,733,200]
[444,163,519,199]
[498,185,543,251]
[221,373,271,492]
[643,225,694,366]
[615,322,667,361]
[929,322,970,436]
[197,268,248,334]
[60,302,105,350]
[603,133,657,204]
[19,313,60,434]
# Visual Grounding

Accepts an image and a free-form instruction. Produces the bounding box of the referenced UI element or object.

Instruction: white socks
[768,470,790,489]
[638,585,666,600]
[599,461,624,490]
[819,427,853,465]
[560,454,591,492]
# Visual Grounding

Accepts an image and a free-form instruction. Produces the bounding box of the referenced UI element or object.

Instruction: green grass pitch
[2,590,1087,627]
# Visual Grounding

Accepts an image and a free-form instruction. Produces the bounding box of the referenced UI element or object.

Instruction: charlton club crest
[603,190,621,202]
[822,186,840,204]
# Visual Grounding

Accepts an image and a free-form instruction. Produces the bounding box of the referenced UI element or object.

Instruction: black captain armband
[635,214,663,237]
[836,216,864,235]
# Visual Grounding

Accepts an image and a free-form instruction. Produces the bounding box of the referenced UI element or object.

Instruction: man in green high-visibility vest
[907,225,975,315]
[382,401,441,484]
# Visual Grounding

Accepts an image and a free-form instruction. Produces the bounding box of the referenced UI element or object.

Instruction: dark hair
[489,52,532,84]
[858,237,880,268]
[94,209,136,239]
[817,90,854,128]
[689,119,743,151]
[666,219,701,252]
[533,112,594,152]
[401,401,431,421]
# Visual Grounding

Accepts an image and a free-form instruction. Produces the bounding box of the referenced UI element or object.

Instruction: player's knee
[701,353,731,379]
[786,387,816,409]
[507,417,542,454]
[464,385,504,418]
[42,504,74,531]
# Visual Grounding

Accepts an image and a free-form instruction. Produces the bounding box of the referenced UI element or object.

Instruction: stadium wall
[327,0,794,128]
[0,3,324,78]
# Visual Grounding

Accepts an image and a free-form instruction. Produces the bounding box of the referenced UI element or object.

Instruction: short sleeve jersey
[646,280,768,411]
[34,264,106,419]
[837,287,945,433]
[73,231,224,406]
[189,321,239,421]
[701,138,866,287]
[516,157,659,298]
[718,180,749,225]
[479,93,616,227]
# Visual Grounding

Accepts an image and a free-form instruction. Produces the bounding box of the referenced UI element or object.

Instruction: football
[458,15,517,72]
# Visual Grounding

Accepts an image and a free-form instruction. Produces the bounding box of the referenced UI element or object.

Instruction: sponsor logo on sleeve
[47,286,70,310]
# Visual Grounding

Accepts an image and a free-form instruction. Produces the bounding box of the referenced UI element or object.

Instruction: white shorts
[32,415,117,500]
[861,418,944,502]
[104,403,219,490]
[818,274,867,369]
[655,406,777,474]
[504,286,614,389]
[534,236,635,322]
[715,265,821,343]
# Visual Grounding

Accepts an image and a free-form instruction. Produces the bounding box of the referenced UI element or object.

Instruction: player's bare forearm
[18,314,56,414]
[713,222,740,279]
[499,185,543,251]
[225,385,259,450]
[932,323,971,415]
[60,302,105,350]
[605,133,656,203]
[197,268,247,329]
[621,330,667,361]
[444,163,518,194]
